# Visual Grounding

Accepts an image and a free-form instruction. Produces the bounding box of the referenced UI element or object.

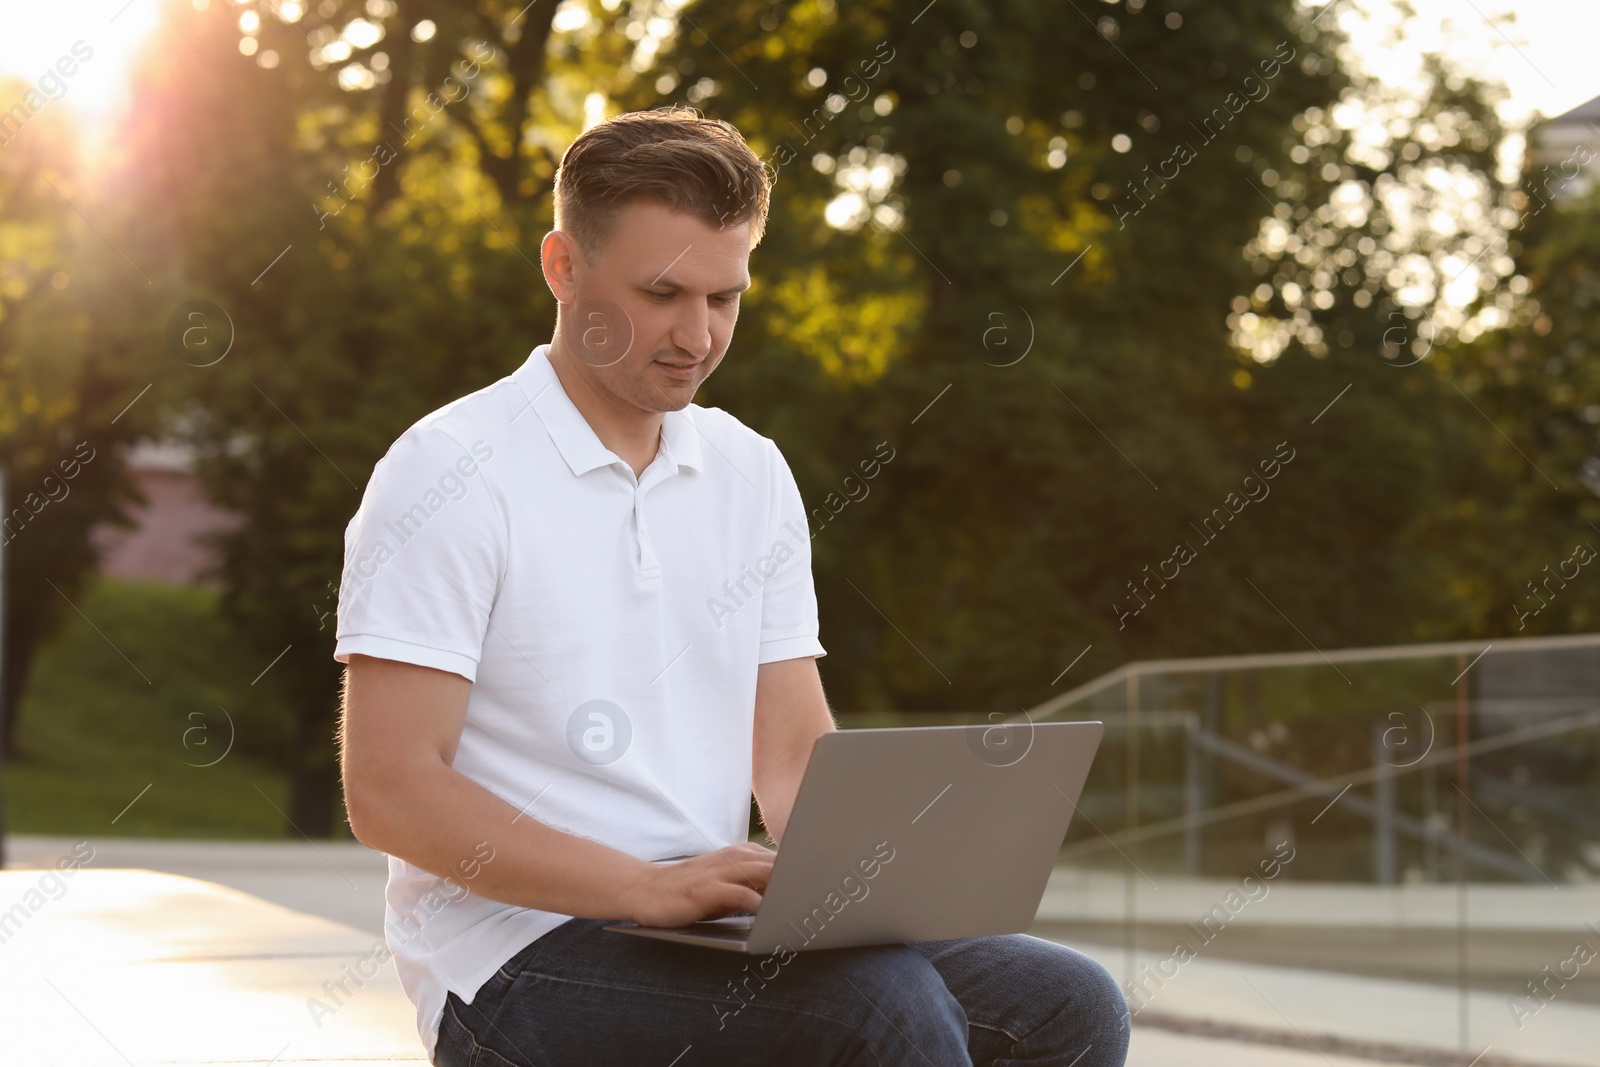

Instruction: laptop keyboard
[680,924,751,941]
[658,915,755,940]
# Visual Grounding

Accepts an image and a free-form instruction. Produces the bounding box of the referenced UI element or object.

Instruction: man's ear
[541,230,584,304]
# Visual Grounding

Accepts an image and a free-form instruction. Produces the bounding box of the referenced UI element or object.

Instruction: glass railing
[841,634,1600,1061]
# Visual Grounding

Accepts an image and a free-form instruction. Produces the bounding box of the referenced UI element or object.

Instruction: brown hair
[553,106,773,261]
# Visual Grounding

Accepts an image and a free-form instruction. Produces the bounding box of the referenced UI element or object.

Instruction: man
[336,106,1128,1067]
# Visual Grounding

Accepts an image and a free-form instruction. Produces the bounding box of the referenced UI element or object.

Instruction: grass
[2,577,318,839]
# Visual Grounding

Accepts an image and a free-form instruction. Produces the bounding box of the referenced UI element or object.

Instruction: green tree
[104,0,578,834]
[0,86,146,760]
[647,0,1516,715]
[1444,179,1600,637]
[91,0,1532,838]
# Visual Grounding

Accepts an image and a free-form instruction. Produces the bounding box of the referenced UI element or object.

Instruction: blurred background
[3,0,1600,1061]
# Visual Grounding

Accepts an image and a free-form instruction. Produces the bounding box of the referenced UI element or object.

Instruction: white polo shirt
[333,344,825,1060]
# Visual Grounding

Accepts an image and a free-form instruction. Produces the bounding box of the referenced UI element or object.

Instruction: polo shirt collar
[515,345,703,477]
[659,394,704,474]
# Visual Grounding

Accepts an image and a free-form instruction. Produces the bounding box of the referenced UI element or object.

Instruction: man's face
[555,198,751,414]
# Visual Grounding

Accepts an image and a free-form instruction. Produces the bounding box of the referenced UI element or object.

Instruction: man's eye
[646,291,673,301]
[713,296,738,307]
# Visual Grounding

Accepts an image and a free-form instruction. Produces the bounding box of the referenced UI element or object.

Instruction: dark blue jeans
[433,917,1129,1066]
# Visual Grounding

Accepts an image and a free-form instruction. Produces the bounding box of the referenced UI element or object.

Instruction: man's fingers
[727,867,771,896]
[713,844,774,890]
[732,856,774,891]
[734,886,764,914]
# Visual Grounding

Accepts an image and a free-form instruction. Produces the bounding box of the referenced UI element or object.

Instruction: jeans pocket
[433,994,478,1067]
[437,992,537,1067]
[494,918,590,986]
[472,1044,527,1067]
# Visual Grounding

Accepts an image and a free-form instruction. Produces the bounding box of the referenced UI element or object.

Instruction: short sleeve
[758,439,826,664]
[334,425,505,682]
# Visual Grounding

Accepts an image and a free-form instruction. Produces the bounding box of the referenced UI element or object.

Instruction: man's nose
[671,300,714,359]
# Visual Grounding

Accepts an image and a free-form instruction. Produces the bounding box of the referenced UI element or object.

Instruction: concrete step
[0,867,427,1065]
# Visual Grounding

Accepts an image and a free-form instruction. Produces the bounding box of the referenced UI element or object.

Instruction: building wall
[1529,95,1600,203]
[92,467,239,586]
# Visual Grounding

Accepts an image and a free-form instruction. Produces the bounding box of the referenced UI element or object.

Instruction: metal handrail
[1021,631,1600,723]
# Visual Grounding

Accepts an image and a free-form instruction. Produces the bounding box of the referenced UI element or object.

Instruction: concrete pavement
[4,834,392,935]
[9,835,1598,1065]
[0,866,426,1065]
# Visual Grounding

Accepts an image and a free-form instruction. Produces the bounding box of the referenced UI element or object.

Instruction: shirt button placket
[634,485,661,581]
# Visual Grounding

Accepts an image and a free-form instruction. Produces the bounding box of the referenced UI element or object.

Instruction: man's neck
[546,339,662,479]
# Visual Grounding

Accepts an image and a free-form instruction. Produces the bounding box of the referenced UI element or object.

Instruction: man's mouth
[656,360,701,380]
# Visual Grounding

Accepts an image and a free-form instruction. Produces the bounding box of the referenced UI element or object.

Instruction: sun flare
[0,0,164,137]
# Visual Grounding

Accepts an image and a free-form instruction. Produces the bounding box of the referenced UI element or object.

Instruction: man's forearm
[754,733,828,845]
[751,657,837,846]
[353,760,654,919]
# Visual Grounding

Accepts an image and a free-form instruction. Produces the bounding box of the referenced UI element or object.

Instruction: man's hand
[625,842,776,927]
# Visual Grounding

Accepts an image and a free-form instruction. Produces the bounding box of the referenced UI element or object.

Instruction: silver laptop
[602,720,1103,954]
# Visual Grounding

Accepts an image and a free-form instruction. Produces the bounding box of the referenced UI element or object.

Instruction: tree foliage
[6,0,1590,835]
[0,85,147,757]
